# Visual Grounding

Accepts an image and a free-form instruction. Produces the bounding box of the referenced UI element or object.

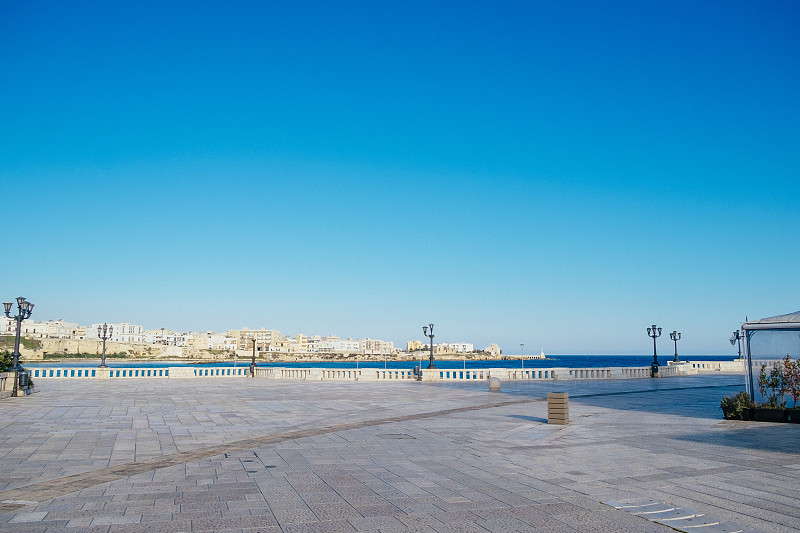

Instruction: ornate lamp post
[422,323,436,369]
[647,324,662,377]
[250,338,258,376]
[669,331,681,362]
[97,323,113,368]
[3,297,34,393]
[730,330,742,359]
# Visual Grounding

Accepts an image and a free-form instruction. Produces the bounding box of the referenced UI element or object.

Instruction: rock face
[15,338,207,361]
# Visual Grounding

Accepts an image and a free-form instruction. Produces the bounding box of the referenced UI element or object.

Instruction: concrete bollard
[488,377,501,391]
[547,392,569,425]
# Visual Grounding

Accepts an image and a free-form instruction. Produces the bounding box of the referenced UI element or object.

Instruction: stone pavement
[0,374,798,532]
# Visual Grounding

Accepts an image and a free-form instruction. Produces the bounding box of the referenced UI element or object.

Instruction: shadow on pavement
[673,424,800,453]
[508,414,548,424]
[438,376,747,420]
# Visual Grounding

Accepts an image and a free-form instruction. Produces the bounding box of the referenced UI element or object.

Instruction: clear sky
[1,1,798,355]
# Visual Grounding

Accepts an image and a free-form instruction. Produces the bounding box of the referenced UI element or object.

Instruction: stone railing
[29,366,248,379]
[0,371,13,399]
[667,360,744,374]
[255,366,688,382]
[25,360,741,383]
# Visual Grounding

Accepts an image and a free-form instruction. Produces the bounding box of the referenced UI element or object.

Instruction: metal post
[250,338,257,376]
[521,343,525,371]
[12,316,22,372]
[743,325,753,398]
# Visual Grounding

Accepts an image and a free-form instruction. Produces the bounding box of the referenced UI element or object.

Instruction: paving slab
[0,374,797,532]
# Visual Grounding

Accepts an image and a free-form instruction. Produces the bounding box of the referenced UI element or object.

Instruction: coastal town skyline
[2,315,498,356]
[2,2,798,356]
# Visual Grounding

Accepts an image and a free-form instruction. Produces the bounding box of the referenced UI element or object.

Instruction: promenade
[0,374,797,532]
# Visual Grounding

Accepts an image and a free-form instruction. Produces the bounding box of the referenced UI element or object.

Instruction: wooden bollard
[547,392,569,425]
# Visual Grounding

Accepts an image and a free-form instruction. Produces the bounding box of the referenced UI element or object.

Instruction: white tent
[742,311,800,400]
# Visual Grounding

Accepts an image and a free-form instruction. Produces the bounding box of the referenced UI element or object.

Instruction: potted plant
[782,355,800,423]
[754,361,788,422]
[720,391,754,420]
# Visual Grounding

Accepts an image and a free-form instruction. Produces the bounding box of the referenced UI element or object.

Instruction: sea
[25,355,738,370]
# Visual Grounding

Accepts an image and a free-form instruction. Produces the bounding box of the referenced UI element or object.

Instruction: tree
[783,354,800,408]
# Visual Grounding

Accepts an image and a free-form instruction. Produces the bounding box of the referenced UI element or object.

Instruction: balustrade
[21,360,739,384]
[29,366,248,379]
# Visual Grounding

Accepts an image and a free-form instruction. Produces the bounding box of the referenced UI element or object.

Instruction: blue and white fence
[26,359,741,383]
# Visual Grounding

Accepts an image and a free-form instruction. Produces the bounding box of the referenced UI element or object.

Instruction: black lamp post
[250,338,258,376]
[3,297,34,394]
[730,330,742,359]
[98,323,113,368]
[647,324,662,377]
[422,323,436,369]
[669,331,681,362]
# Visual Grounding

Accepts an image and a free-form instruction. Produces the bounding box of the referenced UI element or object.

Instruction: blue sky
[1,1,798,354]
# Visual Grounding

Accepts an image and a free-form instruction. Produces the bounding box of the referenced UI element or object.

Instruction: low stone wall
[26,359,743,384]
[29,366,249,380]
[0,371,13,399]
[668,359,744,374]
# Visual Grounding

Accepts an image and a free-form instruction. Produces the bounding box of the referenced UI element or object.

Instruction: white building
[166,333,187,347]
[20,320,79,339]
[89,323,144,344]
[484,343,502,357]
[432,342,474,354]
[307,336,321,353]
[449,342,474,353]
[359,338,394,355]
[1,317,16,335]
[317,336,360,354]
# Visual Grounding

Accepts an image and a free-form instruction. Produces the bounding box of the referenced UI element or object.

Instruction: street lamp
[647,324,662,377]
[520,343,525,370]
[669,331,681,363]
[97,323,113,368]
[250,338,258,376]
[422,323,436,369]
[3,297,34,396]
[730,330,742,359]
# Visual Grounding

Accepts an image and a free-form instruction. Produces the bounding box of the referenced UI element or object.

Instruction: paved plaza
[0,373,798,532]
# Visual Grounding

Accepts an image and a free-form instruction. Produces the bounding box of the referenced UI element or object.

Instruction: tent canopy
[744,311,800,330]
[743,310,800,398]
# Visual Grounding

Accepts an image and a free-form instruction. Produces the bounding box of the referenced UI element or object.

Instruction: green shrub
[720,391,754,419]
[0,351,12,372]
